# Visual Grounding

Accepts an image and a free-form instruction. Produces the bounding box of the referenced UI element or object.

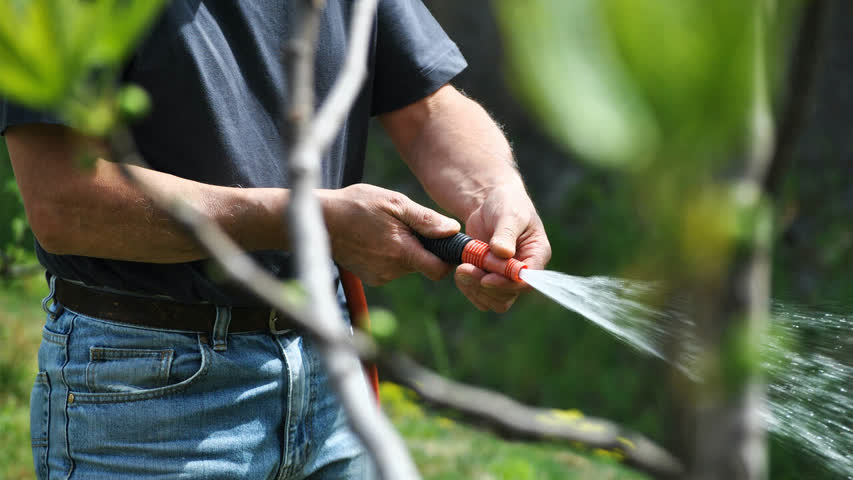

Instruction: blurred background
[1,0,851,479]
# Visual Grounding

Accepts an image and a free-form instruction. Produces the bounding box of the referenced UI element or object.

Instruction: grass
[381,382,647,480]
[0,275,45,480]
[0,276,647,480]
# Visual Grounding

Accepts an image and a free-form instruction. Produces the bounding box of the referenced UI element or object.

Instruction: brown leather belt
[54,278,294,333]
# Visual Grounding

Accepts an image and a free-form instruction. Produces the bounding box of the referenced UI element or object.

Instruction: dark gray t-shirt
[0,0,466,306]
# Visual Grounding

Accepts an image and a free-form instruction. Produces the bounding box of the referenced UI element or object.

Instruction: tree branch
[0,253,43,280]
[284,1,420,479]
[382,353,685,479]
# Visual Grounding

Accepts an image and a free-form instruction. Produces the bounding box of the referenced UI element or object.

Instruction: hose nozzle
[417,233,528,282]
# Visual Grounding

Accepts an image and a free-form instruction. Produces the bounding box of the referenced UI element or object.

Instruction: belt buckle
[268,310,291,335]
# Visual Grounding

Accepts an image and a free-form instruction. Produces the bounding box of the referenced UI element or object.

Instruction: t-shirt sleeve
[370,0,467,116]
[0,100,64,135]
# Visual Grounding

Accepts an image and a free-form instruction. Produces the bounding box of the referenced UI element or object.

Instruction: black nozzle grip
[416,232,473,265]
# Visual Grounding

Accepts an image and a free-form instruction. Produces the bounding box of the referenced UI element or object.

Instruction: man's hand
[321,183,461,286]
[380,84,551,313]
[456,183,551,312]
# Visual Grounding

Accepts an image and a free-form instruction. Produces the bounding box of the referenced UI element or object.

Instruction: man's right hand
[320,183,461,286]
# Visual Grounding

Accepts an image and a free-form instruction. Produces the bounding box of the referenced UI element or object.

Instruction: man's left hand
[455,183,551,312]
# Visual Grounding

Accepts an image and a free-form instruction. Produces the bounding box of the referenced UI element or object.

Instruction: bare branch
[284,1,419,479]
[382,353,684,479]
[0,255,43,279]
[108,131,315,339]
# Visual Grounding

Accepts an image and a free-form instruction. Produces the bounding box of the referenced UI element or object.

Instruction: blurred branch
[688,5,794,478]
[0,253,43,279]
[382,353,684,479]
[283,0,419,479]
[764,0,829,196]
[109,131,313,339]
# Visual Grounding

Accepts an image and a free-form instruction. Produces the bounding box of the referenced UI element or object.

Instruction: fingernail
[459,276,472,287]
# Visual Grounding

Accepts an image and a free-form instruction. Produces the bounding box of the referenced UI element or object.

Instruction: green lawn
[0,275,44,480]
[0,276,646,480]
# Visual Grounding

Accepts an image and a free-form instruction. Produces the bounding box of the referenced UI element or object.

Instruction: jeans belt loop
[212,306,231,352]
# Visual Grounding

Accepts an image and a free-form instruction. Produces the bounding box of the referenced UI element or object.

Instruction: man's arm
[6,123,291,263]
[6,123,458,283]
[380,85,552,312]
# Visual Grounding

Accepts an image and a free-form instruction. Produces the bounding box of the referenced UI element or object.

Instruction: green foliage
[369,308,398,341]
[381,382,649,480]
[0,0,167,133]
[117,84,152,122]
[0,277,45,480]
[0,140,34,269]
[495,0,802,174]
[493,0,658,167]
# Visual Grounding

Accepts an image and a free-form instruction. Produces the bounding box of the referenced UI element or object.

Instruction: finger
[515,228,552,270]
[457,265,519,313]
[455,264,489,311]
[480,286,521,303]
[402,237,454,281]
[489,211,524,259]
[472,285,518,313]
[484,295,518,314]
[480,272,529,292]
[395,196,460,239]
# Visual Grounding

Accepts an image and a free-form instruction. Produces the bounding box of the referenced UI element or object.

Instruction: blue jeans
[31,279,375,479]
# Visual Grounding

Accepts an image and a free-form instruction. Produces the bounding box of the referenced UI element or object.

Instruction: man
[3,0,550,479]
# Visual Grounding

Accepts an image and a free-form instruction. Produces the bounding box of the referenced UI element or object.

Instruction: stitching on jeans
[62,316,76,480]
[32,371,50,477]
[66,336,210,404]
[42,328,68,346]
[85,348,175,393]
[275,334,295,480]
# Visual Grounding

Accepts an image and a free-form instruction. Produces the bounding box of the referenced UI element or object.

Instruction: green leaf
[118,84,152,121]
[600,0,756,159]
[0,0,66,106]
[0,0,168,120]
[493,0,659,168]
[87,0,169,64]
[369,308,398,340]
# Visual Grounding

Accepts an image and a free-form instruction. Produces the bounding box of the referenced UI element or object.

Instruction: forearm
[7,124,290,263]
[380,85,526,220]
[380,85,551,312]
[56,160,290,263]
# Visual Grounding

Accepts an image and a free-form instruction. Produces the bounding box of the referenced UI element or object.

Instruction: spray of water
[518,269,853,478]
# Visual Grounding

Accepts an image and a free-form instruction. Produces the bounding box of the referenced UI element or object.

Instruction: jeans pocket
[70,337,209,403]
[30,371,50,480]
[66,312,210,403]
[86,347,174,393]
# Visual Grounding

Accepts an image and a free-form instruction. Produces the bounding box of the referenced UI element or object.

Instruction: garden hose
[338,233,527,406]
[417,232,528,281]
[339,268,381,404]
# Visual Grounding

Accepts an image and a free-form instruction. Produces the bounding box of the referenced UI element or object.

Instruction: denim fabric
[30,282,375,479]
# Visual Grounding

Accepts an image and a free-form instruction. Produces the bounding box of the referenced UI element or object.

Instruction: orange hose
[339,268,381,404]
[462,239,528,282]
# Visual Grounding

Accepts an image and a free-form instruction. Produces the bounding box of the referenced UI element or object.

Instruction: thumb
[398,201,461,239]
[489,214,522,259]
